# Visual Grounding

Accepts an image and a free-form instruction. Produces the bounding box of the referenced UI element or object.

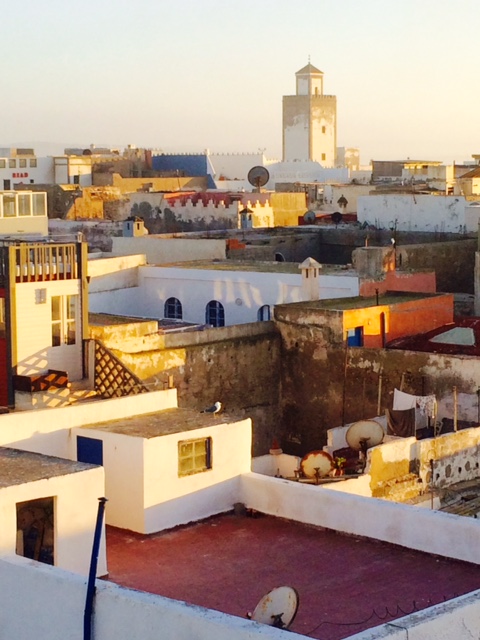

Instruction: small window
[257,305,271,321]
[0,159,5,168]
[178,437,212,476]
[8,159,16,168]
[321,153,326,161]
[206,300,225,327]
[73,174,80,185]
[19,158,27,168]
[29,158,37,168]
[3,193,16,217]
[164,297,182,320]
[18,193,31,216]
[322,126,326,134]
[32,193,46,216]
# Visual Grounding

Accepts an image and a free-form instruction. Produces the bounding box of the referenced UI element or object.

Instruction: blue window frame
[164,297,182,320]
[205,300,225,327]
[257,305,271,321]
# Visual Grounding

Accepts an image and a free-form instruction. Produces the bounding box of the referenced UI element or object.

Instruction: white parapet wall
[239,472,480,565]
[0,556,306,640]
[0,390,178,458]
[345,589,480,640]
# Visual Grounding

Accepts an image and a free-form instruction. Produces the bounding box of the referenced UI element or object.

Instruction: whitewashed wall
[72,418,252,534]
[87,253,145,293]
[0,390,177,458]
[89,263,360,326]
[0,156,54,186]
[0,466,106,576]
[0,557,304,640]
[357,194,467,232]
[15,279,83,379]
[240,472,480,565]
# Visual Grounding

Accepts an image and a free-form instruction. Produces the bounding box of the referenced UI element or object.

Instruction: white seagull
[201,401,222,415]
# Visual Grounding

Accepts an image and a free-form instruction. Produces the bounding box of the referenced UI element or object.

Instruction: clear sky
[2,0,479,164]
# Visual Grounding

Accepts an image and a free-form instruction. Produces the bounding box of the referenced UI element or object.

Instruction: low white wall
[345,589,480,639]
[0,557,304,640]
[87,253,146,293]
[0,466,106,576]
[0,390,177,459]
[239,473,480,565]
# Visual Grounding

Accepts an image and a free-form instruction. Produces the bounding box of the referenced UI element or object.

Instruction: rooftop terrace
[105,513,480,640]
[0,447,92,487]
[276,291,441,311]
[151,260,356,275]
[81,407,237,438]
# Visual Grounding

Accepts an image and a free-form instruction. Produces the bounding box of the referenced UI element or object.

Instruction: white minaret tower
[282,62,337,167]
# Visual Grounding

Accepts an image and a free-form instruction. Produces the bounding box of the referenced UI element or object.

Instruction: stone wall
[276,312,480,453]
[92,322,282,455]
[353,239,477,293]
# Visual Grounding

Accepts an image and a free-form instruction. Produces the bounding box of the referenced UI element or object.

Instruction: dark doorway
[16,497,54,565]
[77,436,103,465]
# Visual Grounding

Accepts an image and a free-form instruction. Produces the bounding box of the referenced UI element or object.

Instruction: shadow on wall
[130,203,236,233]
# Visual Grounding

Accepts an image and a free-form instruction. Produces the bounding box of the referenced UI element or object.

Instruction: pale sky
[2,0,479,164]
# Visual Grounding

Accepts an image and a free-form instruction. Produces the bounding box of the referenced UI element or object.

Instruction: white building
[357,194,472,232]
[0,190,48,236]
[0,148,54,188]
[88,257,360,327]
[282,63,337,167]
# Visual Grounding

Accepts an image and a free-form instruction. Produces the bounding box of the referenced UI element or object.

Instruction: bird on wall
[201,401,222,415]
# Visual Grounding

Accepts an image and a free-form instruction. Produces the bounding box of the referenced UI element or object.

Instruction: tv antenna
[300,450,334,483]
[248,586,299,630]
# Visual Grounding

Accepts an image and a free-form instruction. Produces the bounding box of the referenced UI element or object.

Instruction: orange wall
[360,270,436,297]
[343,294,454,348]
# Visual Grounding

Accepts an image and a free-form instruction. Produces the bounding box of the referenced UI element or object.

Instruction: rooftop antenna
[248,586,299,630]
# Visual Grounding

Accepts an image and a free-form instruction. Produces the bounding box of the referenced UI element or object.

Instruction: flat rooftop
[81,407,238,439]
[388,317,480,356]
[277,291,441,312]
[105,513,480,640]
[0,447,93,487]
[150,260,356,276]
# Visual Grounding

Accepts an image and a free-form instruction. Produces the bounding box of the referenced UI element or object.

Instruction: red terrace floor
[105,515,480,640]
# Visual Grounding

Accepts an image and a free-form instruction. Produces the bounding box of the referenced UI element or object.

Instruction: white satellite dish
[300,450,334,479]
[250,586,299,629]
[346,420,384,453]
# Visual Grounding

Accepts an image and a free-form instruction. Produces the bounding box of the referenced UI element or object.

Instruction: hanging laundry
[416,395,436,419]
[393,388,417,411]
[386,408,416,438]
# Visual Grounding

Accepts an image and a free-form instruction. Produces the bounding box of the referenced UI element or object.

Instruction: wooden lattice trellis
[94,340,148,399]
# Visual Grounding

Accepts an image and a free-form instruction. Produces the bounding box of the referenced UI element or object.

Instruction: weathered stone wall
[277,312,480,454]
[93,322,281,455]
[353,239,477,293]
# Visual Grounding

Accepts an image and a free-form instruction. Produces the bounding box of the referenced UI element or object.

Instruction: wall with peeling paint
[275,307,480,453]
[358,194,467,233]
[91,323,281,455]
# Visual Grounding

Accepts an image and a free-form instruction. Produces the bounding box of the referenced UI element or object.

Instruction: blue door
[77,436,103,465]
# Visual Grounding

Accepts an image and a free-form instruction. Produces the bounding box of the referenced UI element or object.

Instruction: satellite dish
[331,211,343,225]
[346,420,384,453]
[300,450,334,479]
[250,586,299,629]
[248,166,270,190]
[303,210,316,224]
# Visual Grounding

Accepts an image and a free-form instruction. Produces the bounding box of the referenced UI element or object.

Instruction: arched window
[274,252,285,262]
[257,305,271,321]
[164,297,182,320]
[205,300,225,327]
